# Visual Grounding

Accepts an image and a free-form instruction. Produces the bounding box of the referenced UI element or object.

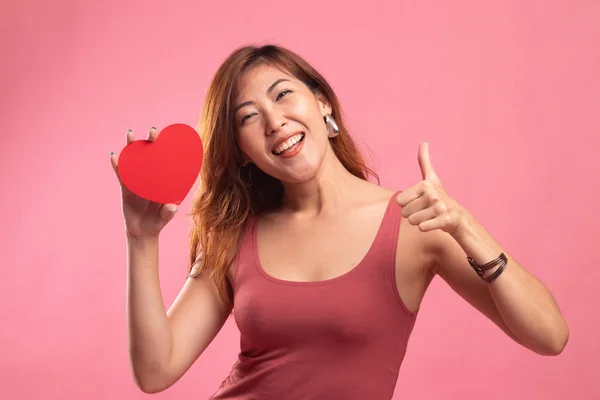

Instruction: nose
[265,109,287,136]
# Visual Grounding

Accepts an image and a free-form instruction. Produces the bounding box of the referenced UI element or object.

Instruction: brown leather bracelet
[467,253,508,283]
[484,258,507,283]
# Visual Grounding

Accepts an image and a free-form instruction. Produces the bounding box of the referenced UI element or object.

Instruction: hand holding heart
[395,142,468,237]
[110,127,180,239]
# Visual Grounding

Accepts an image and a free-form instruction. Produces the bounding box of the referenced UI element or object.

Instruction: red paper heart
[118,123,203,205]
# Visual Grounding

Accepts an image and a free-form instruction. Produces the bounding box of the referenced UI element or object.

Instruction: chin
[259,159,320,184]
[279,165,320,183]
[283,171,318,184]
[256,143,327,183]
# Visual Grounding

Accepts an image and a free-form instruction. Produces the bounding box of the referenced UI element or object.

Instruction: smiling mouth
[272,133,305,155]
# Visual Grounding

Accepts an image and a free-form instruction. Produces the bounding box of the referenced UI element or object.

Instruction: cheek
[238,132,257,155]
[238,131,270,163]
[293,97,320,124]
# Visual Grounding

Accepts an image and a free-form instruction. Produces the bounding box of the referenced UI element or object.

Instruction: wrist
[450,208,476,243]
[126,233,159,248]
[452,210,509,283]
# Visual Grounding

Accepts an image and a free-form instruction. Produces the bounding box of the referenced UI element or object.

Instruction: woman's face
[233,64,333,183]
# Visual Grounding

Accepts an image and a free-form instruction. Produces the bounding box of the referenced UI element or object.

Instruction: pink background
[1,0,598,398]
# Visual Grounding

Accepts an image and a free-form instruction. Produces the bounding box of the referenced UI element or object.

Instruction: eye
[240,113,256,124]
[276,90,292,101]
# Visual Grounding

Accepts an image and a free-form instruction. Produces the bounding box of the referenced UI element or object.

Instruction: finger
[406,205,438,227]
[109,151,133,196]
[127,129,135,145]
[109,151,125,186]
[417,214,447,232]
[147,126,158,142]
[395,183,425,206]
[159,203,179,223]
[109,152,120,180]
[400,195,429,218]
[418,141,437,181]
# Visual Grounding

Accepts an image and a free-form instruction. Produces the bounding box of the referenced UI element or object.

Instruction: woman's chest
[226,202,434,315]
[253,199,395,283]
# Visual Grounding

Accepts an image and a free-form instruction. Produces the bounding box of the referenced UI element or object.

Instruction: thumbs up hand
[395,142,468,237]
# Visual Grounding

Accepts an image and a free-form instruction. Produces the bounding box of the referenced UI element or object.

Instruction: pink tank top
[210,192,418,400]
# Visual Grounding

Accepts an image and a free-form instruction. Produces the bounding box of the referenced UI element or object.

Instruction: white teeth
[274,133,304,154]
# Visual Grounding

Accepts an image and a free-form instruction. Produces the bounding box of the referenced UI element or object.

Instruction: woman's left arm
[396,142,569,356]
[428,210,569,356]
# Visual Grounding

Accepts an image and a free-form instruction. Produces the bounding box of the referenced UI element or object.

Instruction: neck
[279,147,365,217]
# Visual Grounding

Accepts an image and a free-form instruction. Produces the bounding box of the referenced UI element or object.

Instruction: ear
[315,91,333,117]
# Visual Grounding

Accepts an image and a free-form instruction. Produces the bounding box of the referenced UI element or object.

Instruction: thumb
[159,204,179,224]
[418,141,437,181]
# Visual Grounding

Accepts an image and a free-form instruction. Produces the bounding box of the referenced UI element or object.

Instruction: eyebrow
[233,78,291,113]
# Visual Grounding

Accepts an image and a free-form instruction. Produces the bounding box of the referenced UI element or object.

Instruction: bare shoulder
[350,180,398,207]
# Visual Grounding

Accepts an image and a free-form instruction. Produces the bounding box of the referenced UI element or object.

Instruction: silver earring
[324,114,339,138]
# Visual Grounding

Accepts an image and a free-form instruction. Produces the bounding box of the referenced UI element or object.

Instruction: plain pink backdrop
[1,0,598,399]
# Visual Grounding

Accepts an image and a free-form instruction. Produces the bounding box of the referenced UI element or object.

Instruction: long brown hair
[188,44,379,308]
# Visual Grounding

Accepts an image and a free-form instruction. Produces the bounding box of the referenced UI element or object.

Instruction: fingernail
[127,129,132,133]
[110,151,114,156]
[151,126,156,131]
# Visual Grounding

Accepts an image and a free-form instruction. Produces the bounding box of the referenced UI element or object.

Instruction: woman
[110,44,569,399]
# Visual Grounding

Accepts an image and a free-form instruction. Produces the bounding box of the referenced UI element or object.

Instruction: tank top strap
[386,190,403,231]
[367,190,403,252]
[232,214,261,292]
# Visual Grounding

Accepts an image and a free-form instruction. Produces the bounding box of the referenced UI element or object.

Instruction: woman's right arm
[112,127,233,394]
[127,235,232,394]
